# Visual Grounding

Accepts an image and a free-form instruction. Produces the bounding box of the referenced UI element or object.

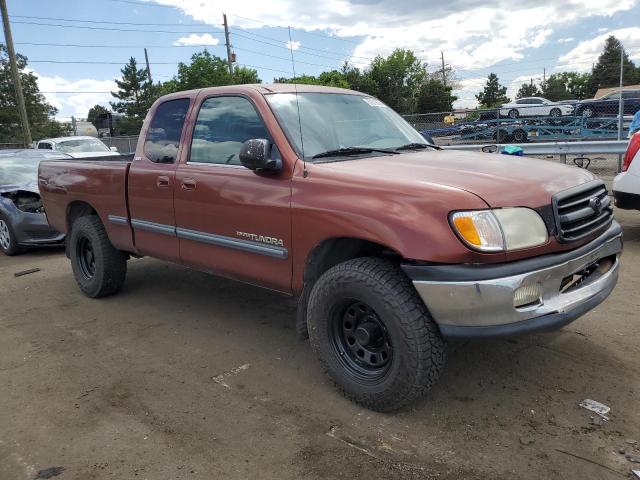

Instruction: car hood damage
[0,181,44,213]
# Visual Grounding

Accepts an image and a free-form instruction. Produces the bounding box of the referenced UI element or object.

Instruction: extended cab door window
[127,97,191,262]
[144,98,190,163]
[189,96,273,166]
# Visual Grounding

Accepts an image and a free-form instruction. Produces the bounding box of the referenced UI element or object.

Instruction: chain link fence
[403,95,640,146]
[100,135,139,154]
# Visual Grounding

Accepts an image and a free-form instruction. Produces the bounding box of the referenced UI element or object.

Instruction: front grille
[552,180,613,243]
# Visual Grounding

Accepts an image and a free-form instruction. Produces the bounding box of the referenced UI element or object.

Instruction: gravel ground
[0,209,639,480]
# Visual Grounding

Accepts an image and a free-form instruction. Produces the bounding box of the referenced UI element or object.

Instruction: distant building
[594,85,640,99]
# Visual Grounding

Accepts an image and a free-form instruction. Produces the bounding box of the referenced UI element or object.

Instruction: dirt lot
[1,210,639,480]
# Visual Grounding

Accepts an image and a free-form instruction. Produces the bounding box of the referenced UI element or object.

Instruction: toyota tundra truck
[38,84,623,411]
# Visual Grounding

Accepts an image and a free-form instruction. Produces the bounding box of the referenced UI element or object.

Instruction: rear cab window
[144,98,190,163]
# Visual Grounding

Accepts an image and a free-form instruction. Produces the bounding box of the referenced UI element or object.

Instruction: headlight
[450,208,548,252]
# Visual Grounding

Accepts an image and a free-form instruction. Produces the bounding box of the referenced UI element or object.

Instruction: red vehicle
[39,85,622,411]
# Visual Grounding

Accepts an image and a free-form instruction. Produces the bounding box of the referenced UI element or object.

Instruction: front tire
[69,215,127,298]
[550,108,561,117]
[307,257,446,412]
[0,214,22,256]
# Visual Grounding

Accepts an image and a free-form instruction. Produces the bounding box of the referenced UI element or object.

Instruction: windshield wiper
[395,142,441,151]
[311,146,398,160]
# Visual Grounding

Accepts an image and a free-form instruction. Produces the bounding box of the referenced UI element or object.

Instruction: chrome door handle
[157,176,170,188]
[181,178,196,190]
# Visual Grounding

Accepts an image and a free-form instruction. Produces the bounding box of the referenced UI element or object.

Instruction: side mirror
[110,146,118,152]
[239,138,282,173]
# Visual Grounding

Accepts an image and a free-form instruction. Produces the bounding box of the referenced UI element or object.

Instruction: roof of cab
[158,83,366,101]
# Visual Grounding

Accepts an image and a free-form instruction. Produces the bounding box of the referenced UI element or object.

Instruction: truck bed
[38,154,135,252]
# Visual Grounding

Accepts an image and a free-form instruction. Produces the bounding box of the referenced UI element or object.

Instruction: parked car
[575,89,640,117]
[613,132,640,210]
[35,136,120,158]
[0,150,68,255]
[500,97,574,118]
[39,84,622,411]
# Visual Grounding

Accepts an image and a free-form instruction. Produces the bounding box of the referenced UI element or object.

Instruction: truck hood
[316,150,595,207]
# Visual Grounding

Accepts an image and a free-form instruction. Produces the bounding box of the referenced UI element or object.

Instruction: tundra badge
[236,231,284,246]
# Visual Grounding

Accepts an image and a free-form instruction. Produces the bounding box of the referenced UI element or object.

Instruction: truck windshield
[265,93,427,160]
[56,138,110,153]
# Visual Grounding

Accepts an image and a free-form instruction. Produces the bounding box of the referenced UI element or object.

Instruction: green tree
[516,82,541,98]
[110,57,156,135]
[367,49,428,114]
[416,79,457,113]
[589,36,639,94]
[87,104,109,128]
[541,72,591,101]
[232,65,261,85]
[162,50,260,93]
[476,73,509,107]
[0,44,69,143]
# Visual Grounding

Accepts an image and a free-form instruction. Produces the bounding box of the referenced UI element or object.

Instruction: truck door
[174,95,292,294]
[127,97,191,262]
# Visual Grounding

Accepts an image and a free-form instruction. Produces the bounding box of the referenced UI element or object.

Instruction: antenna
[288,26,307,177]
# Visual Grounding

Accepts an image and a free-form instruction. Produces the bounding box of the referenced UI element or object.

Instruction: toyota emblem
[589,196,603,213]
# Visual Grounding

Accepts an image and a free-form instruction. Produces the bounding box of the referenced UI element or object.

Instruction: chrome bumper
[404,222,623,338]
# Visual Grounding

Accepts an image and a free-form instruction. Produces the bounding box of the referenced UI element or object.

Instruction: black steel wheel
[69,215,127,298]
[331,300,392,381]
[307,257,446,412]
[76,236,96,279]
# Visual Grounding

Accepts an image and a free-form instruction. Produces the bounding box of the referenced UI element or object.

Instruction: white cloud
[597,27,609,33]
[173,33,219,46]
[558,37,575,44]
[32,71,116,120]
[149,0,636,70]
[506,74,544,99]
[286,40,301,51]
[558,27,640,72]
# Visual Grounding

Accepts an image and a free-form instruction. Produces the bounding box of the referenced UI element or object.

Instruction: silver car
[0,150,68,255]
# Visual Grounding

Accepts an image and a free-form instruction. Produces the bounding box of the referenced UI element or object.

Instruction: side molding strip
[107,215,129,226]
[120,216,288,259]
[130,218,177,236]
[176,227,288,259]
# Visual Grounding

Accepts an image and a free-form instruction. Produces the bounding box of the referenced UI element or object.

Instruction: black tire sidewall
[311,281,412,397]
[308,259,444,410]
[69,216,124,297]
[509,109,519,118]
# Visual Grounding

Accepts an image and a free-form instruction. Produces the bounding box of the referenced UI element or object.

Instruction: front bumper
[14,211,65,246]
[403,222,623,338]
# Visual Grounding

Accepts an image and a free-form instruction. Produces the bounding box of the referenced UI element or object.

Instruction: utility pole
[617,45,625,171]
[144,48,152,83]
[1,0,31,147]
[440,51,446,86]
[543,68,546,85]
[223,13,233,75]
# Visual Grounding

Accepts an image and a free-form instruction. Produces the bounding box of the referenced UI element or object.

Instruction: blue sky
[4,0,640,119]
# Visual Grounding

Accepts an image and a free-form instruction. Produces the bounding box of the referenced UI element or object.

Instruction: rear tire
[307,257,446,412]
[69,215,127,298]
[0,214,23,256]
[508,109,519,119]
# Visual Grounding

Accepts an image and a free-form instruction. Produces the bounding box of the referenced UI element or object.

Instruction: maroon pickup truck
[39,84,622,411]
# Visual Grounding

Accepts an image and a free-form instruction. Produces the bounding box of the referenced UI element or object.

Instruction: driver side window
[189,96,270,165]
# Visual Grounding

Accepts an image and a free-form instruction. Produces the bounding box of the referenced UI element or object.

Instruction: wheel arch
[294,236,403,339]
[66,200,98,231]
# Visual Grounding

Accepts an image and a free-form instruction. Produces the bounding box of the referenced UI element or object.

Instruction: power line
[10,14,216,27]
[12,20,225,34]
[30,59,180,64]
[16,41,224,49]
